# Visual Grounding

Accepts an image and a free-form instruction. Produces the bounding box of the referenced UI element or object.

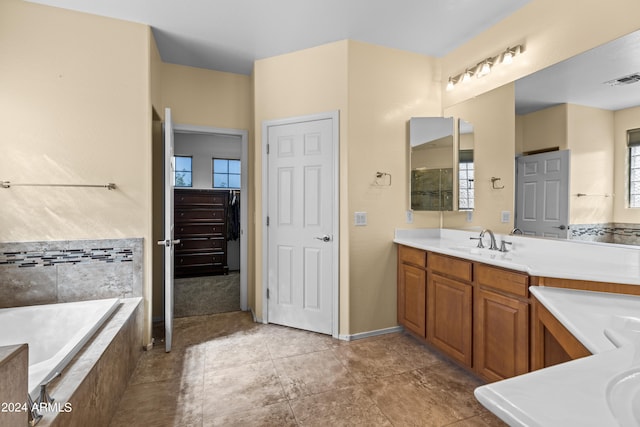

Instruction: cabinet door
[475,288,529,382]
[398,263,426,337]
[427,273,473,367]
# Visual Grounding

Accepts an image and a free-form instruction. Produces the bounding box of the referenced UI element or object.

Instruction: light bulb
[477,61,491,77]
[446,78,454,91]
[462,70,472,83]
[502,50,514,65]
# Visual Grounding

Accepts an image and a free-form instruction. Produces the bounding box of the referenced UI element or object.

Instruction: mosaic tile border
[570,223,640,245]
[0,247,133,268]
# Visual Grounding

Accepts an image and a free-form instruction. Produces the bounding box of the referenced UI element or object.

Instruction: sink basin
[607,367,640,426]
[448,246,487,255]
[447,246,514,261]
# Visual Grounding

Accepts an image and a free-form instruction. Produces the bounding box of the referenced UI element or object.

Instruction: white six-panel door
[515,150,570,238]
[266,114,338,335]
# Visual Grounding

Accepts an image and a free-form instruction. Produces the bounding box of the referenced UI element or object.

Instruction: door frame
[261,111,340,338]
[172,123,249,311]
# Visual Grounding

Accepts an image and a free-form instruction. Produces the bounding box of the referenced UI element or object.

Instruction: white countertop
[474,287,640,427]
[393,228,640,286]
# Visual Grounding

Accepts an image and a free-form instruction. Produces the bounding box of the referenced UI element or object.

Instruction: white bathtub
[0,298,120,399]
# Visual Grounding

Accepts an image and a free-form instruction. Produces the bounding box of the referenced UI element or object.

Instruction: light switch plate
[501,210,511,223]
[406,210,413,224]
[354,212,367,226]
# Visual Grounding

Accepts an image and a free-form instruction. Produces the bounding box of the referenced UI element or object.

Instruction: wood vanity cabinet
[427,253,474,368]
[174,189,229,277]
[474,264,530,381]
[396,244,532,381]
[397,245,427,337]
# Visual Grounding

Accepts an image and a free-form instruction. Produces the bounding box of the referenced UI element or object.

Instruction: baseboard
[338,325,404,341]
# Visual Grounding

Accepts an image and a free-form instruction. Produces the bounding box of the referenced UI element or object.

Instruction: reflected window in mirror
[459,150,474,210]
[629,128,640,208]
[458,119,475,211]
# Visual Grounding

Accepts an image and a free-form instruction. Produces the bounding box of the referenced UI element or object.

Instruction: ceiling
[26,0,531,75]
[515,29,640,114]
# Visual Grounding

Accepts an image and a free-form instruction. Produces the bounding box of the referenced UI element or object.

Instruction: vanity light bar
[446,45,523,91]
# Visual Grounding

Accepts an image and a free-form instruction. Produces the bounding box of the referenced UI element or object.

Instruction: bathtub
[0,298,120,400]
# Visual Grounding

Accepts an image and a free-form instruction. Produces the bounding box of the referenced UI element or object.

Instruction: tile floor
[109,311,505,427]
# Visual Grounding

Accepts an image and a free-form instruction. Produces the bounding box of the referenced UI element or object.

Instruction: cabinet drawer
[176,237,225,252]
[176,208,225,222]
[175,223,225,237]
[398,245,426,268]
[429,253,472,282]
[175,191,226,207]
[175,253,225,267]
[476,264,529,298]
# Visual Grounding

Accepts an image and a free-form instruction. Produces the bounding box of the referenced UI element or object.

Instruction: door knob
[314,235,332,242]
[552,225,567,230]
[156,239,181,247]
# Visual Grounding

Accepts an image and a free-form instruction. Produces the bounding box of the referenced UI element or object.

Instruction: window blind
[628,128,640,147]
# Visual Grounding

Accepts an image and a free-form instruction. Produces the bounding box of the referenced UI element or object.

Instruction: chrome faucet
[480,229,499,250]
[510,227,523,235]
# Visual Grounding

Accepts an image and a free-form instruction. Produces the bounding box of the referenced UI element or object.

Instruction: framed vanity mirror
[410,117,455,211]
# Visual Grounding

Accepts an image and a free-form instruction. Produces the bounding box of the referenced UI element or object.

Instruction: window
[459,150,474,210]
[174,156,192,187]
[212,158,240,189]
[629,128,640,208]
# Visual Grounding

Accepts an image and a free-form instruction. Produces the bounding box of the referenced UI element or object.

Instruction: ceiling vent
[604,72,640,86]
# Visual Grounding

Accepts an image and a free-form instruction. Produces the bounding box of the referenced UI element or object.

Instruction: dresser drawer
[176,237,225,252]
[175,253,225,267]
[429,253,473,282]
[175,190,226,207]
[176,208,225,222]
[476,264,529,298]
[399,245,427,268]
[175,223,225,237]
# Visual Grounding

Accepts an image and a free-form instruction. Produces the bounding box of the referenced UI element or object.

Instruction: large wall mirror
[513,29,640,244]
[410,117,455,211]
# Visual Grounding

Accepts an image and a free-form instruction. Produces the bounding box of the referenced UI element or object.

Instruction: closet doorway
[172,124,248,316]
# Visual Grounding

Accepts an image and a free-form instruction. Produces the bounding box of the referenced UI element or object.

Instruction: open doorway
[152,122,248,327]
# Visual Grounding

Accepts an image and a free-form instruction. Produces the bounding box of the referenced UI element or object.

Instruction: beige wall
[161,63,251,129]
[567,104,615,224]
[347,41,441,334]
[253,40,441,335]
[614,105,640,223]
[443,84,516,234]
[442,0,640,109]
[0,0,155,343]
[518,104,568,153]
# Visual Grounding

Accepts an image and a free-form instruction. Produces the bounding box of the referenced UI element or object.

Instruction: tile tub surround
[570,222,640,245]
[0,238,143,308]
[394,228,640,286]
[475,287,640,426]
[37,298,143,427]
[0,344,28,427]
[110,311,505,426]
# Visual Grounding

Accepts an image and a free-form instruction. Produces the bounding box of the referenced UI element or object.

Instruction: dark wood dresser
[174,188,229,277]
